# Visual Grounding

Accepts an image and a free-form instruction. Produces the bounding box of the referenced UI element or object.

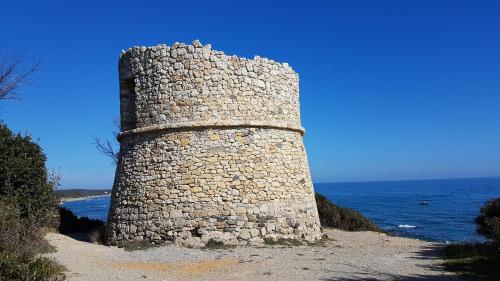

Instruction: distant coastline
[56,189,111,202]
[59,194,110,203]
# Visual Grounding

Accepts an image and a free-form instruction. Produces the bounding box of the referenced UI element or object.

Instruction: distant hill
[55,189,111,200]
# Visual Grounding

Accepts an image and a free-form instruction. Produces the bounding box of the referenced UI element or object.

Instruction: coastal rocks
[106,41,322,247]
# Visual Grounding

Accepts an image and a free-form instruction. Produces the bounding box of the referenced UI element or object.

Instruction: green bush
[475,197,500,246]
[0,253,65,281]
[0,123,65,280]
[443,243,500,281]
[0,123,58,227]
[0,203,65,281]
[0,201,48,261]
[315,193,382,232]
[58,207,106,243]
[443,199,500,280]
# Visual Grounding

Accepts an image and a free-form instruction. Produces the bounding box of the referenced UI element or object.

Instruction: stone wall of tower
[106,41,322,247]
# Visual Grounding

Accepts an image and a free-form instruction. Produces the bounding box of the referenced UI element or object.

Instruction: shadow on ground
[325,244,460,281]
[62,232,94,243]
[324,276,458,281]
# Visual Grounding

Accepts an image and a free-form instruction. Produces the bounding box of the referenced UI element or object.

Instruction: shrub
[0,253,65,281]
[58,207,105,242]
[0,201,48,261]
[0,123,58,227]
[88,225,107,244]
[442,199,500,280]
[315,193,382,232]
[0,123,65,280]
[475,197,500,246]
[443,242,500,281]
[0,202,65,281]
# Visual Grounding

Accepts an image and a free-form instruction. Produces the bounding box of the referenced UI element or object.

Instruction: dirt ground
[45,229,460,281]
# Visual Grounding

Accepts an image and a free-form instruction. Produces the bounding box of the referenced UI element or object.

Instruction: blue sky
[2,0,500,188]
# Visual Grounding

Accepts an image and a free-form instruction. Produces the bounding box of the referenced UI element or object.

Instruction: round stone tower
[106,41,322,246]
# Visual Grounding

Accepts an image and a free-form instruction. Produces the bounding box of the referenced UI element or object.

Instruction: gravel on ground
[45,229,460,281]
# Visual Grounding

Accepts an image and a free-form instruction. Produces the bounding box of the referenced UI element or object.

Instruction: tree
[0,51,39,100]
[0,123,58,226]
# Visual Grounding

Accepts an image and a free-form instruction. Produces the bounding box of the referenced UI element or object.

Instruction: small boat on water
[419,201,430,206]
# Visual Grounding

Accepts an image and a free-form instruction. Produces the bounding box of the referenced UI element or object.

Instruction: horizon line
[314,175,500,185]
[59,175,500,190]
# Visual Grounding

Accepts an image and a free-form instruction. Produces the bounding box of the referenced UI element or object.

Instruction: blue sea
[62,177,500,243]
[63,196,111,222]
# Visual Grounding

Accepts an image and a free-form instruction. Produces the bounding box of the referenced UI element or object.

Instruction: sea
[62,177,500,243]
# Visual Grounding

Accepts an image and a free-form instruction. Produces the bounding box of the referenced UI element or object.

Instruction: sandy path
[45,229,460,281]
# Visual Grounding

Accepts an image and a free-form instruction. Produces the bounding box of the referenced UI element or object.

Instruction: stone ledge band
[118,120,306,142]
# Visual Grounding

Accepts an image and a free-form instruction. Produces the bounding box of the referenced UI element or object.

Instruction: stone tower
[106,41,322,246]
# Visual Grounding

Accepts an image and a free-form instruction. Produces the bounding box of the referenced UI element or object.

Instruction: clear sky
[2,0,499,188]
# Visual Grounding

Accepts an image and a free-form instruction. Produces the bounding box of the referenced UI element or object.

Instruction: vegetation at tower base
[443,197,500,281]
[315,193,382,232]
[0,123,65,281]
[58,207,106,244]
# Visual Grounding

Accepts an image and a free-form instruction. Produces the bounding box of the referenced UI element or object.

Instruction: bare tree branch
[0,51,40,100]
[93,118,121,165]
[93,137,119,165]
